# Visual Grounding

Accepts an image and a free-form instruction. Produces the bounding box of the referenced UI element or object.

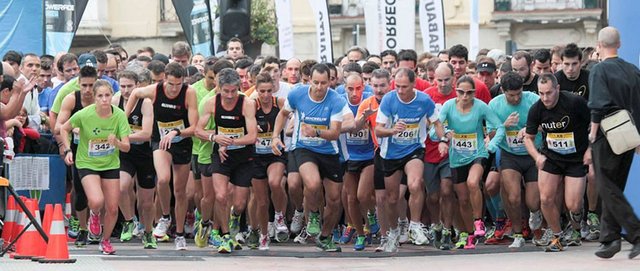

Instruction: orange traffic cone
[7,200,25,256]
[39,204,76,263]
[1,195,17,247]
[64,193,73,242]
[13,199,46,260]
[31,204,54,262]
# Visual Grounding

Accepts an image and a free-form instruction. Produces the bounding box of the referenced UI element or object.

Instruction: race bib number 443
[88,139,115,157]
[546,132,576,154]
[506,130,525,152]
[453,133,478,155]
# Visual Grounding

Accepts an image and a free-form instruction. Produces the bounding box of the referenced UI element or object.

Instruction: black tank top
[118,96,152,156]
[214,94,252,153]
[255,97,281,155]
[152,82,190,142]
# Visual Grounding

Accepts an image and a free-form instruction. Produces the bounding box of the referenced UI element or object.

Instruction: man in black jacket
[588,26,640,259]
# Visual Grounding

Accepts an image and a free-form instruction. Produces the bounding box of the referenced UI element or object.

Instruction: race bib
[546,132,576,154]
[392,123,419,145]
[88,139,115,157]
[346,129,369,145]
[72,130,80,145]
[299,124,327,146]
[256,132,273,154]
[218,127,245,150]
[130,124,144,145]
[452,133,478,155]
[158,120,185,143]
[506,130,525,152]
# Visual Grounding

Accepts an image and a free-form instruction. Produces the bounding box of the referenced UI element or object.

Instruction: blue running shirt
[376,90,437,160]
[343,92,374,161]
[285,85,346,155]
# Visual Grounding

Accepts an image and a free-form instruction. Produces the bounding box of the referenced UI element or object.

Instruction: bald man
[588,26,640,259]
[284,58,301,85]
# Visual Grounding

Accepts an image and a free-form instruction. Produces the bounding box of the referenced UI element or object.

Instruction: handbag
[600,109,640,154]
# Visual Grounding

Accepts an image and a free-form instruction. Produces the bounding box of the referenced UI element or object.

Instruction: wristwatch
[172,128,181,136]
[440,136,449,143]
[64,149,72,155]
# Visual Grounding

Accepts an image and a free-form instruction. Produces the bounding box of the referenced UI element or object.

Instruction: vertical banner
[308,0,332,63]
[173,0,214,57]
[275,0,294,60]
[469,0,479,58]
[364,0,415,55]
[419,0,445,54]
[209,0,220,54]
[45,0,88,55]
[609,0,640,216]
[0,1,44,56]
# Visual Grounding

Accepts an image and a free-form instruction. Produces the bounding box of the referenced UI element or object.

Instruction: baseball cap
[477,61,496,73]
[78,53,97,68]
[152,53,170,65]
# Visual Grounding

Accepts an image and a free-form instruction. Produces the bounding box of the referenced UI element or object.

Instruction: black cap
[477,62,496,73]
[152,53,170,65]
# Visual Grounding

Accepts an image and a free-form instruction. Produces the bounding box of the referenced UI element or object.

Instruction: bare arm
[125,84,156,117]
[195,97,216,142]
[54,94,76,136]
[233,98,257,145]
[180,87,199,137]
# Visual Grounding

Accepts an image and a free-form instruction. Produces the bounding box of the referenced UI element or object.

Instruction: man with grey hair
[195,68,257,253]
[588,26,640,259]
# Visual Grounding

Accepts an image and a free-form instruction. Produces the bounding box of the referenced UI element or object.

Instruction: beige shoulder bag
[600,109,640,154]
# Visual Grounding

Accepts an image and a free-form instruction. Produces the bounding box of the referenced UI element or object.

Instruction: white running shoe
[509,234,525,248]
[409,222,430,245]
[398,219,409,244]
[529,210,543,230]
[175,236,187,250]
[153,217,171,238]
[290,210,304,234]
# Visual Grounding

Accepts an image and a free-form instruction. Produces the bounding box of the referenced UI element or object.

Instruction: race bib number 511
[546,132,576,154]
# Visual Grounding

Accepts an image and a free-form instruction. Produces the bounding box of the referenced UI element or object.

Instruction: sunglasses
[456,89,476,96]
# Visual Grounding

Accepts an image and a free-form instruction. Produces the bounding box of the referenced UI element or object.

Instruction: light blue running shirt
[488,91,542,155]
[439,98,505,168]
[376,90,437,160]
[285,85,346,155]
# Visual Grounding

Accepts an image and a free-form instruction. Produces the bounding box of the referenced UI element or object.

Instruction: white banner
[308,0,333,63]
[419,0,445,54]
[364,0,415,55]
[275,0,294,60]
[469,0,479,58]
[209,0,220,54]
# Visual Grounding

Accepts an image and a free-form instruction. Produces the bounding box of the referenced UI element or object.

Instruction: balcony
[494,0,605,11]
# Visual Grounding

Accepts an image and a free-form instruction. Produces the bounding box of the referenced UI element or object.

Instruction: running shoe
[184,211,196,238]
[209,230,223,248]
[153,216,171,239]
[143,232,158,249]
[75,229,88,247]
[494,218,512,239]
[99,239,116,255]
[544,236,564,252]
[120,221,134,242]
[455,232,469,249]
[354,235,366,251]
[464,234,476,249]
[274,212,290,243]
[268,222,275,239]
[367,211,380,235]
[385,228,400,252]
[174,236,187,250]
[194,222,211,248]
[440,228,453,250]
[529,210,543,230]
[586,212,600,241]
[409,222,430,245]
[229,212,241,237]
[533,228,554,246]
[339,225,356,244]
[290,209,304,234]
[132,219,143,238]
[218,234,233,253]
[509,233,525,248]
[473,219,486,237]
[398,218,409,244]
[332,226,342,244]
[316,236,342,252]
[566,229,582,246]
[247,229,259,249]
[306,212,321,237]
[375,236,388,252]
[431,224,443,249]
[67,216,80,239]
[294,226,309,244]
[89,211,102,238]
[259,233,270,251]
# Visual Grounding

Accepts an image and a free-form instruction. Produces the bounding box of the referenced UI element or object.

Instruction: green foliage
[251,0,277,45]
